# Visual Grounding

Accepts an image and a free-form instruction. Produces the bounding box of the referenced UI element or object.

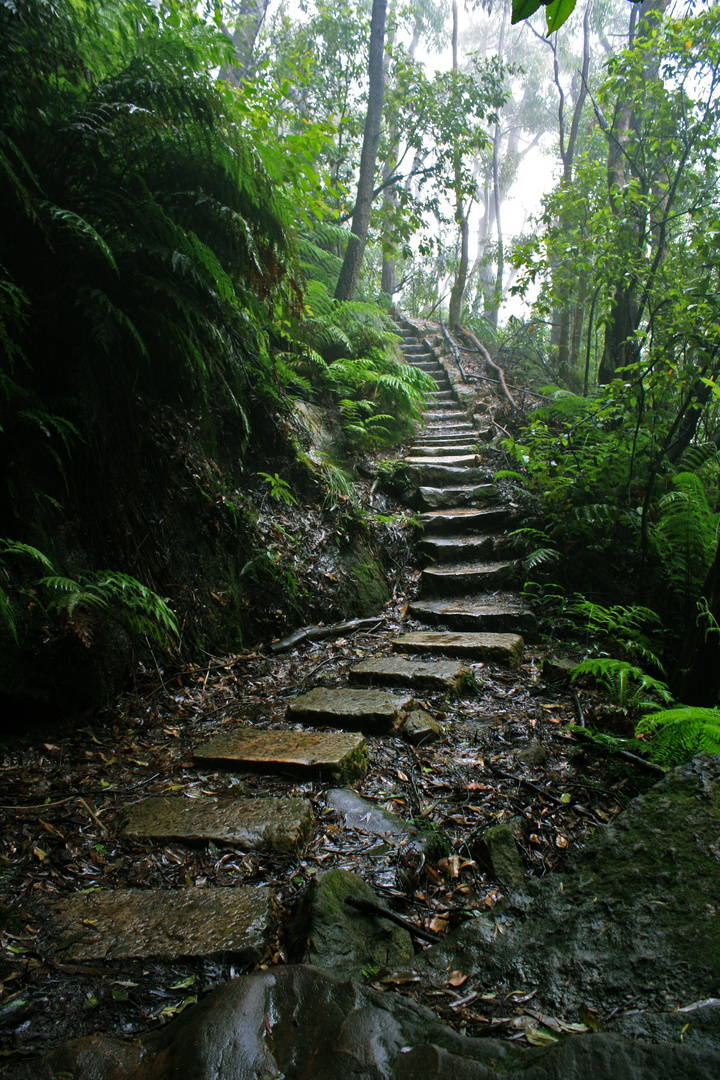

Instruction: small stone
[472,824,525,889]
[393,631,524,668]
[350,656,470,693]
[287,687,415,734]
[42,888,272,962]
[287,868,414,977]
[194,728,368,784]
[516,740,548,768]
[122,795,314,856]
[542,656,579,684]
[402,709,442,746]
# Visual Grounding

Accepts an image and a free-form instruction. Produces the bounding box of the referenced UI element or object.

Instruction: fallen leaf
[447,971,468,988]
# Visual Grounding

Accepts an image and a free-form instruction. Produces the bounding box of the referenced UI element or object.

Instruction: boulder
[286,869,415,977]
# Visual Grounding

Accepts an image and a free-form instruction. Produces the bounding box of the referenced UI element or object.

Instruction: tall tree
[334,0,388,301]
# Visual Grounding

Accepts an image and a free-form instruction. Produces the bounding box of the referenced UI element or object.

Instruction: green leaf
[545,0,577,34]
[512,0,547,24]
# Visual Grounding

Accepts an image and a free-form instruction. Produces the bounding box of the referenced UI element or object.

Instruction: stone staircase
[42,318,536,967]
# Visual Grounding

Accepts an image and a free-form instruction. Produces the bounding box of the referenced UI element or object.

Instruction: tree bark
[598,0,669,384]
[334,0,388,302]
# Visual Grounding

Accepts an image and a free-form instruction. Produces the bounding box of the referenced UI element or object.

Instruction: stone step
[408,596,538,639]
[419,506,513,535]
[418,424,476,436]
[403,454,481,469]
[121,795,315,855]
[408,464,492,488]
[392,630,524,668]
[421,534,497,563]
[420,561,517,596]
[194,728,368,784]
[350,655,470,692]
[412,435,481,447]
[287,687,415,734]
[419,484,499,510]
[42,887,272,962]
[431,390,454,402]
[408,444,479,457]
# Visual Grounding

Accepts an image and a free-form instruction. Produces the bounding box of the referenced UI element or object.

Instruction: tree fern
[654,471,718,604]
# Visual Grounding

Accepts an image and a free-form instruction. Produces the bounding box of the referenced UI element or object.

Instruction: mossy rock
[287,869,414,978]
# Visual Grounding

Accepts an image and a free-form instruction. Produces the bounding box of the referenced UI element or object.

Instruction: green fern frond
[571,657,673,708]
[636,707,720,765]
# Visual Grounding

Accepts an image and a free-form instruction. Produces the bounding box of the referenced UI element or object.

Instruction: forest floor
[0,560,656,1067]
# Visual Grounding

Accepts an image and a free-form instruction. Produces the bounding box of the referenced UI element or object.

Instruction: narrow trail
[1,319,650,1071]
[38,319,534,966]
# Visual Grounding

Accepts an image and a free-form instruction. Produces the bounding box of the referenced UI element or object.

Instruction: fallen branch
[458,327,518,411]
[571,729,665,777]
[271,617,384,655]
[345,895,441,943]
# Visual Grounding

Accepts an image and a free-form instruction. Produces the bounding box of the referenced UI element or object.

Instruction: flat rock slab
[422,535,496,563]
[42,887,272,962]
[419,484,498,510]
[406,465,491,487]
[409,597,537,638]
[419,506,511,534]
[393,631,524,668]
[408,445,478,457]
[403,455,480,468]
[40,966,720,1080]
[122,796,314,856]
[194,728,368,784]
[350,655,470,692]
[287,687,415,734]
[421,561,517,596]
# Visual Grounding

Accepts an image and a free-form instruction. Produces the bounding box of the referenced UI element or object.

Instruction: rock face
[426,756,720,1039]
[39,965,720,1080]
[286,869,415,977]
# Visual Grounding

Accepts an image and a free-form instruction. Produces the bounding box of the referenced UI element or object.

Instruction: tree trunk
[598,0,669,384]
[334,0,388,302]
[218,0,270,86]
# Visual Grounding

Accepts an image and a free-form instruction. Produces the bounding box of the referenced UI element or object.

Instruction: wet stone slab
[392,631,524,668]
[350,656,470,692]
[194,728,368,784]
[421,561,517,596]
[419,507,511,534]
[287,687,415,734]
[121,795,315,856]
[42,887,272,962]
[421,536,497,563]
[419,484,498,510]
[403,455,481,468]
[408,597,538,639]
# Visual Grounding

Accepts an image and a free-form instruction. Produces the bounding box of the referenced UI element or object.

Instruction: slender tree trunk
[447,0,466,330]
[598,0,669,384]
[335,0,388,302]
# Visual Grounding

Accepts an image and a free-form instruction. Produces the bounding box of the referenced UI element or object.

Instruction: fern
[571,657,673,709]
[569,599,664,669]
[636,707,720,765]
[654,472,718,603]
